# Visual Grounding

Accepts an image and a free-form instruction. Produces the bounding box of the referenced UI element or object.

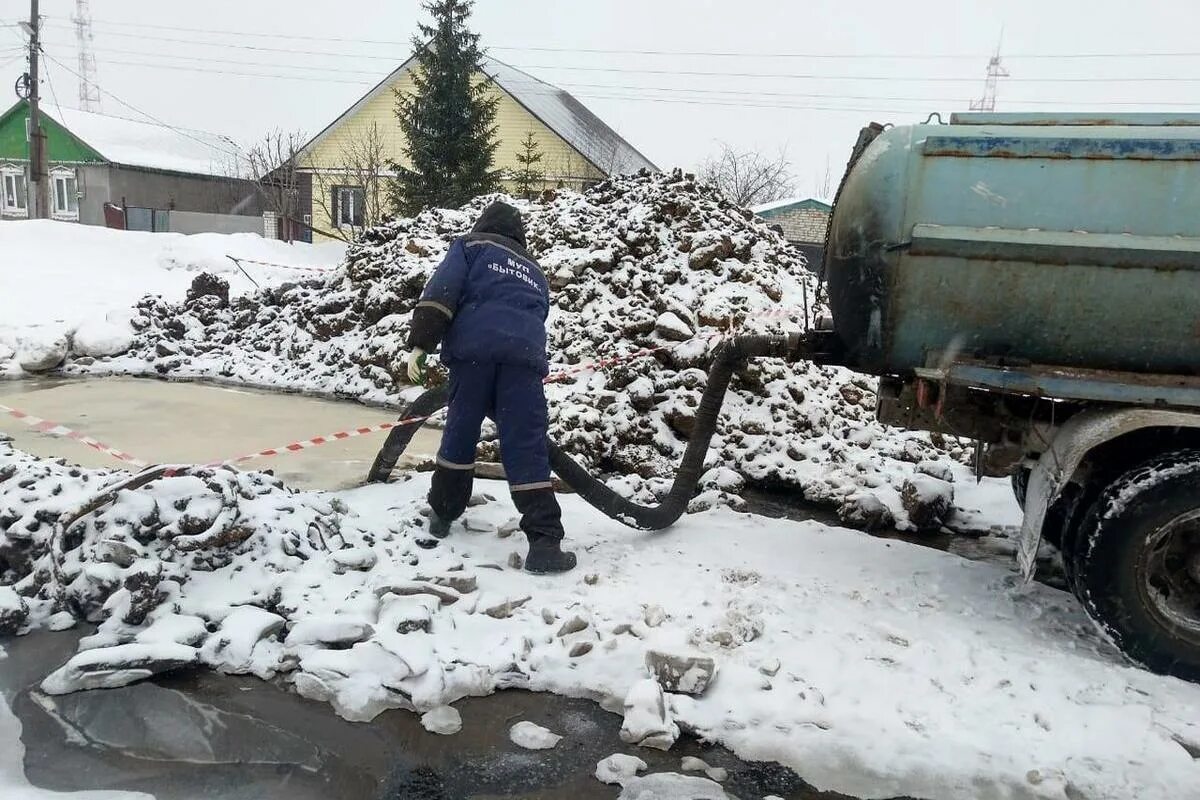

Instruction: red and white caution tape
[200,414,431,470]
[544,342,678,383]
[0,403,149,469]
[227,255,336,273]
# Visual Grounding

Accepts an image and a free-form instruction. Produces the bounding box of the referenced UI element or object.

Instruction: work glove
[407,348,429,385]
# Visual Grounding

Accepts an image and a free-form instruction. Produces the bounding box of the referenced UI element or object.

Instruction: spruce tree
[513,131,545,200]
[389,0,501,214]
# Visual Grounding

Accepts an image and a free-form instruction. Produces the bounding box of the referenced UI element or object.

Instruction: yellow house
[295,54,657,241]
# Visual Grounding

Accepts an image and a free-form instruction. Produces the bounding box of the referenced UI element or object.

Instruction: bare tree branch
[245,129,306,240]
[814,155,834,200]
[311,122,390,242]
[698,142,796,208]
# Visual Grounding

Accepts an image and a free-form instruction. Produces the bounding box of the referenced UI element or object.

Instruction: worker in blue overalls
[406,201,576,574]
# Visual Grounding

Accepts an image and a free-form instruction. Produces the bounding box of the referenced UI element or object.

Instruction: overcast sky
[3,0,1199,199]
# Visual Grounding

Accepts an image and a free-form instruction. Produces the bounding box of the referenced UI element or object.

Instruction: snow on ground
[0,220,343,377]
[2,444,1198,800]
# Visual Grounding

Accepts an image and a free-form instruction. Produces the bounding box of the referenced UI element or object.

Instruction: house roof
[1,101,241,177]
[751,197,833,216]
[300,53,657,176]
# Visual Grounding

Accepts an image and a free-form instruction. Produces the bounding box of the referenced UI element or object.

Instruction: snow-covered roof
[301,53,657,176]
[478,57,657,175]
[751,196,833,215]
[44,106,241,177]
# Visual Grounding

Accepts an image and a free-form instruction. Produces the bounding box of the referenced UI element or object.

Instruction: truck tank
[823,113,1200,377]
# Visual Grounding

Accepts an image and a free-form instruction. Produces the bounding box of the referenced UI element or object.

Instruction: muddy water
[0,378,441,491]
[1,631,878,800]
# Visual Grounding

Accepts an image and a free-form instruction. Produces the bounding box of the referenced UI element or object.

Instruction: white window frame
[50,168,79,221]
[1,164,28,218]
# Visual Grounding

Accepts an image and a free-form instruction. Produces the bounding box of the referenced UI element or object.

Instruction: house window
[51,170,79,220]
[2,167,28,217]
[334,186,365,228]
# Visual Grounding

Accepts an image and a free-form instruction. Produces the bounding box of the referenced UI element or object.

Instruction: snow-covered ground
[3,211,1200,800]
[0,220,343,378]
[2,453,1198,800]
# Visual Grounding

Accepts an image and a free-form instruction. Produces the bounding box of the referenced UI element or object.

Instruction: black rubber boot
[525,533,577,575]
[426,466,473,539]
[427,512,452,539]
[512,488,575,574]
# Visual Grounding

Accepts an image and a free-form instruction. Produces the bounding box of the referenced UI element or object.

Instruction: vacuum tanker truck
[378,111,1200,682]
[824,112,1200,680]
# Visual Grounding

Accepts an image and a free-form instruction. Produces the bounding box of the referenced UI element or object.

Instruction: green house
[0,100,261,232]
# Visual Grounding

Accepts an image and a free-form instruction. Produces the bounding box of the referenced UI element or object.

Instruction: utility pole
[25,0,50,219]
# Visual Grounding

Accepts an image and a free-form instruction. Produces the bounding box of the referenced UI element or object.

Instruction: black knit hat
[471,201,526,249]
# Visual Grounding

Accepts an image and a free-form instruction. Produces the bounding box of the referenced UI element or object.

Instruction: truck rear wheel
[1075,449,1200,680]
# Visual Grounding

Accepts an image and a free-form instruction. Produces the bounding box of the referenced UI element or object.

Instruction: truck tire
[1074,449,1200,680]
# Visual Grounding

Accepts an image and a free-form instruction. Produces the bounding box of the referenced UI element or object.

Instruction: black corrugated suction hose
[368,333,803,531]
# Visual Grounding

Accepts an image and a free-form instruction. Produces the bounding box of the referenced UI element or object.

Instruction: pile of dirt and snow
[3,441,1199,800]
[69,170,967,529]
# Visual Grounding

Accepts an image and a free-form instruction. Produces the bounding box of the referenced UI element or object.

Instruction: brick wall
[769,207,830,244]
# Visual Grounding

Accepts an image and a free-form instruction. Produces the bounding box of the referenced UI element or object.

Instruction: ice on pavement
[420,705,463,735]
[595,753,649,785]
[620,678,679,751]
[680,756,728,782]
[509,720,563,750]
[4,446,1199,800]
[0,687,151,799]
[29,683,321,768]
[616,772,731,800]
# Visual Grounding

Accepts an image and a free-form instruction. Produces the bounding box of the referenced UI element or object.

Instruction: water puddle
[1,630,873,800]
[0,377,440,491]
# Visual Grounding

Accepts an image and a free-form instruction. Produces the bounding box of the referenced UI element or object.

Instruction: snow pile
[72,319,135,359]
[3,442,1200,800]
[0,219,343,377]
[72,171,966,527]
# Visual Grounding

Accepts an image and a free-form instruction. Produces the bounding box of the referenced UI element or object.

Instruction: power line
[40,50,243,161]
[32,24,1200,83]
[39,24,407,60]
[20,31,1194,110]
[487,64,1200,83]
[97,52,1200,85]
[72,51,1200,111]
[68,16,413,47]
[85,57,933,112]
[40,51,64,119]
[85,56,1199,115]
[99,57,379,86]
[54,42,388,75]
[35,41,1200,86]
[36,16,1200,61]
